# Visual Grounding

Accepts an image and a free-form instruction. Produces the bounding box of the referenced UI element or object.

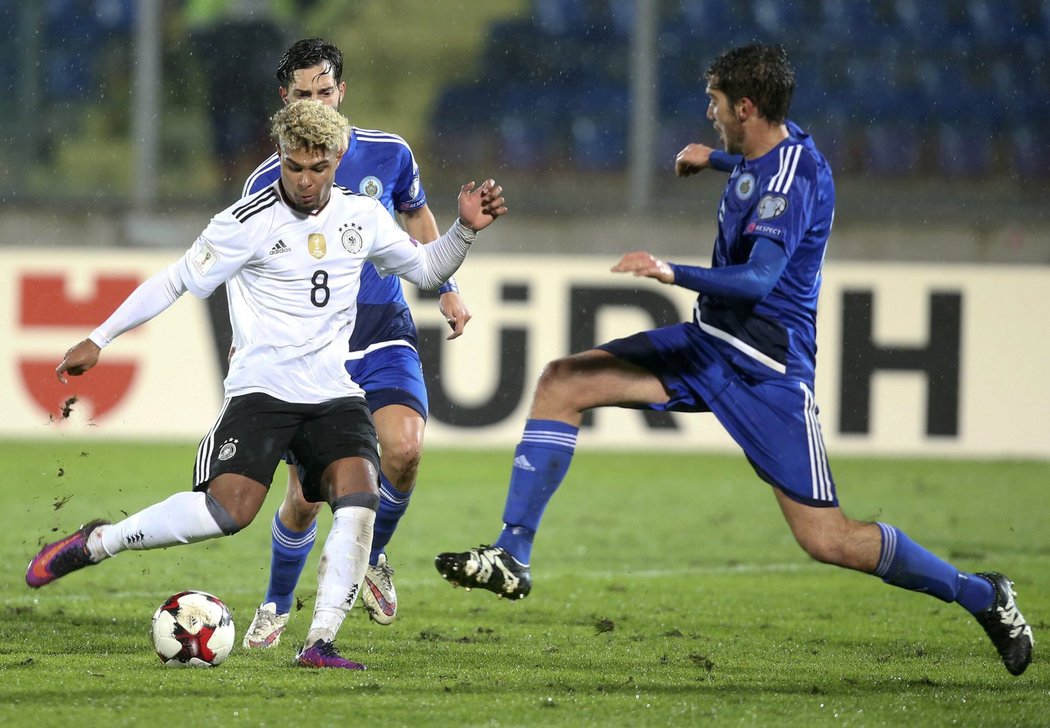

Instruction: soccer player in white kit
[26,100,507,669]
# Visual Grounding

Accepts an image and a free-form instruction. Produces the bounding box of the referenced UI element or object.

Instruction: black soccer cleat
[974,572,1034,676]
[435,544,532,600]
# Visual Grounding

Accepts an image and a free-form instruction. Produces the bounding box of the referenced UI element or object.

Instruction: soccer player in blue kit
[436,44,1033,676]
[240,38,470,647]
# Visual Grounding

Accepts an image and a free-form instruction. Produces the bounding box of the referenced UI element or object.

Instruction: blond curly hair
[270,100,350,155]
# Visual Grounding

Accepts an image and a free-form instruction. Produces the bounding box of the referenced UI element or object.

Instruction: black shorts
[192,393,379,502]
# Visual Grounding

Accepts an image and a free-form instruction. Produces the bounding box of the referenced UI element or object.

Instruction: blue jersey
[242,126,428,352]
[698,122,835,384]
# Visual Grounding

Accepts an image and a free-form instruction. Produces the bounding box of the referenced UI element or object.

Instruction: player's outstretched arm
[457,179,507,232]
[56,339,102,383]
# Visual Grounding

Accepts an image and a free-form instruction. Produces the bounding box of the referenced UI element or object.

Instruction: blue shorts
[345,343,429,420]
[598,323,837,507]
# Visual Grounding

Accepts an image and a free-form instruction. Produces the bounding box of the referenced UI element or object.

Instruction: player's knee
[381,438,422,481]
[535,357,581,403]
[376,419,423,490]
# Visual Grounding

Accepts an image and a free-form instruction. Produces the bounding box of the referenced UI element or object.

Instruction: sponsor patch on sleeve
[191,239,220,277]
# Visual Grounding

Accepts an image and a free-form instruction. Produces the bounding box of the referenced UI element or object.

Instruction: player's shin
[494,419,578,564]
[873,522,993,612]
[91,491,237,559]
[370,474,411,563]
[304,499,377,645]
[266,513,317,613]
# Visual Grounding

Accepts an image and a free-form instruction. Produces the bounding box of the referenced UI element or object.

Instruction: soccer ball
[151,590,236,667]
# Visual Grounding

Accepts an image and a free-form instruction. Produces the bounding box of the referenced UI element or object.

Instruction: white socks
[88,491,228,560]
[305,506,375,645]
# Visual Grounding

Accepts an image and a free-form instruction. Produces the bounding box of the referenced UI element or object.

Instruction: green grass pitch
[1,441,1046,726]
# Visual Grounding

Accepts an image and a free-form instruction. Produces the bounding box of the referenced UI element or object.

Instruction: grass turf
[0,441,1046,727]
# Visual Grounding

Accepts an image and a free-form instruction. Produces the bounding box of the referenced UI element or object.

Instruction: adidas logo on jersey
[269,240,291,256]
[512,455,536,472]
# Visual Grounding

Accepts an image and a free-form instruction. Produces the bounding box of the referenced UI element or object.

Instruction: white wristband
[88,330,110,349]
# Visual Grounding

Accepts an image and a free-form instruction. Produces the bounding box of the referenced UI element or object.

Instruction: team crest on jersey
[340,222,364,254]
[217,438,238,461]
[308,233,327,259]
[757,194,788,219]
[734,173,756,200]
[360,176,383,199]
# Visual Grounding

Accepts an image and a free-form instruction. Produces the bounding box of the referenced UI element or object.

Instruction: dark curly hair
[276,37,343,88]
[705,44,795,123]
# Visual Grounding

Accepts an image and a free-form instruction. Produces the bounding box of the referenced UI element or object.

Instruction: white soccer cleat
[242,602,290,649]
[360,553,398,625]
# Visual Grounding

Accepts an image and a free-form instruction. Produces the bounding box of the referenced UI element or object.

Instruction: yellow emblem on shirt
[308,233,327,259]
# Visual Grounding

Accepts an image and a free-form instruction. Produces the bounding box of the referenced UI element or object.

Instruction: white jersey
[178,182,453,404]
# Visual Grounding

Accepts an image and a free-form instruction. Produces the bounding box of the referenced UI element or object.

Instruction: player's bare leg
[775,489,1032,675]
[773,491,880,572]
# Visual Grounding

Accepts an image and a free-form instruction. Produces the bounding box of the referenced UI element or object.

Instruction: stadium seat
[861,123,923,178]
[496,84,567,170]
[430,83,498,167]
[441,0,1044,181]
[1009,125,1050,179]
[936,123,993,177]
[567,83,630,170]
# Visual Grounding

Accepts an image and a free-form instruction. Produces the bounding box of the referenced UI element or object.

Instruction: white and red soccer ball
[151,590,235,667]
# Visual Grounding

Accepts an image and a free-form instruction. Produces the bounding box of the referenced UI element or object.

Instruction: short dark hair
[705,44,794,123]
[276,37,343,88]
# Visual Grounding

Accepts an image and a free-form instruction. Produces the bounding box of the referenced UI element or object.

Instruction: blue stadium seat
[532,0,586,35]
[658,91,709,168]
[445,0,1038,179]
[496,84,567,170]
[1010,124,1050,179]
[568,83,629,170]
[861,123,923,177]
[94,0,134,34]
[936,123,992,177]
[430,83,497,167]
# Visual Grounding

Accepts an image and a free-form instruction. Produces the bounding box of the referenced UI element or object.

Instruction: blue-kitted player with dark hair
[436,43,1033,677]
[240,38,473,648]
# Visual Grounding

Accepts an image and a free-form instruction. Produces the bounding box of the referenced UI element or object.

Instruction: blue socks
[264,474,414,613]
[495,419,579,564]
[875,522,993,614]
[371,474,412,565]
[265,512,317,615]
